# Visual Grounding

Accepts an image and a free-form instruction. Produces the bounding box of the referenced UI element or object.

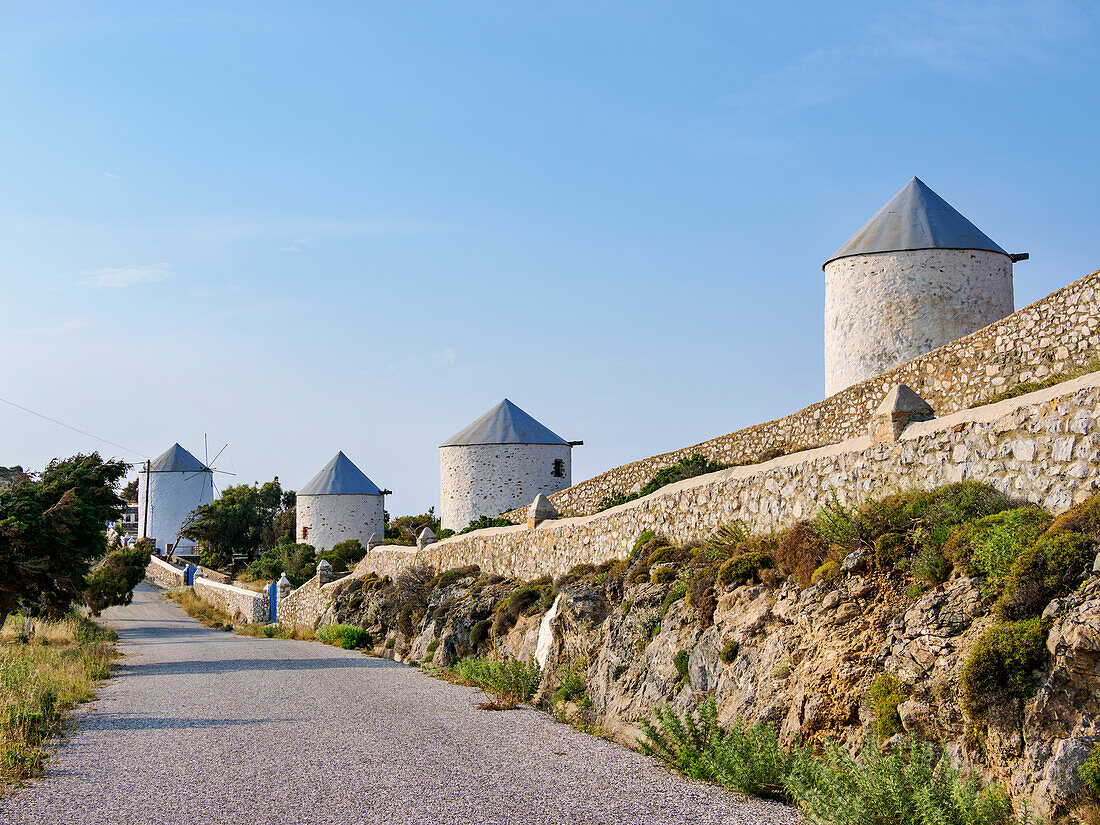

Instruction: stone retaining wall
[509,268,1100,520]
[193,576,269,624]
[277,574,349,631]
[146,555,185,588]
[363,372,1100,583]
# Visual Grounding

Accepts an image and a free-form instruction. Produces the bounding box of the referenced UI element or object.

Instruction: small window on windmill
[303,526,310,539]
[551,459,565,478]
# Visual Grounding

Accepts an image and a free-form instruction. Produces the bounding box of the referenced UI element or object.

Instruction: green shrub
[246,539,318,587]
[317,623,372,649]
[717,552,773,588]
[946,506,1052,586]
[425,639,439,656]
[1049,490,1100,543]
[867,673,909,742]
[673,650,690,684]
[330,539,367,565]
[470,619,491,647]
[651,566,677,584]
[996,531,1094,620]
[912,548,950,584]
[553,662,587,705]
[638,698,801,801]
[812,558,842,584]
[1080,743,1100,800]
[784,737,1015,825]
[720,639,739,664]
[459,516,513,535]
[430,565,481,590]
[452,656,542,703]
[960,618,1049,719]
[700,522,750,562]
[874,533,908,570]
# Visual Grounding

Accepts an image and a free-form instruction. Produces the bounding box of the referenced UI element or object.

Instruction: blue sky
[2,1,1098,515]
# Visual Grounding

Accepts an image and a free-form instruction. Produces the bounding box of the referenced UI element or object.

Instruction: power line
[0,395,149,460]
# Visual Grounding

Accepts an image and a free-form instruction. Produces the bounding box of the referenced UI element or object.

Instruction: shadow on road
[118,655,402,677]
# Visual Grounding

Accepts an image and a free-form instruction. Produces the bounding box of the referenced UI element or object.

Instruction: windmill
[165,434,236,553]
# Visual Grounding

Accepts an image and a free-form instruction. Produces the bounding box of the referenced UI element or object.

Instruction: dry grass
[236,623,316,640]
[1,614,116,793]
[165,588,235,631]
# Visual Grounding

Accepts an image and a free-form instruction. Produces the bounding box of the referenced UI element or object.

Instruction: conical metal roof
[148,443,207,472]
[441,399,569,447]
[824,177,1008,268]
[299,451,382,496]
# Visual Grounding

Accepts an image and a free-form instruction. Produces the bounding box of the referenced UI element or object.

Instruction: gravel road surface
[1,583,799,825]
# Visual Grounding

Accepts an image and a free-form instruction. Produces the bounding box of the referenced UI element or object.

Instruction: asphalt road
[1,583,798,825]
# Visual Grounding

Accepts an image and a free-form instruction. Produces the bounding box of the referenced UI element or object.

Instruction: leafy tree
[385,507,442,543]
[0,453,129,627]
[246,538,316,587]
[121,478,139,503]
[180,477,295,569]
[85,539,153,615]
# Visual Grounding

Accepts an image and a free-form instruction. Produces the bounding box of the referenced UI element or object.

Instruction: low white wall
[146,555,185,588]
[193,576,269,624]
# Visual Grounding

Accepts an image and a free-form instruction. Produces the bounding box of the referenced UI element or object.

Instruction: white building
[440,399,578,532]
[296,452,386,556]
[137,443,214,554]
[823,177,1021,396]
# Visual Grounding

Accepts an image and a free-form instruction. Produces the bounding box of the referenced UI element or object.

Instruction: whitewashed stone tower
[137,443,214,554]
[440,399,578,532]
[824,178,1020,395]
[296,452,385,555]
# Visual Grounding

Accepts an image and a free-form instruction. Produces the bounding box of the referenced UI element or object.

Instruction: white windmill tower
[137,436,233,555]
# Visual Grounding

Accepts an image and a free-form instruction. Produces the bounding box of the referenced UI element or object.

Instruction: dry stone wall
[277,574,348,631]
[193,576,269,624]
[359,372,1100,584]
[512,267,1100,520]
[146,555,185,588]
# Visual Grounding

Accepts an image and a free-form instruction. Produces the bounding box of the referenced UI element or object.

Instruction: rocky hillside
[320,482,1100,819]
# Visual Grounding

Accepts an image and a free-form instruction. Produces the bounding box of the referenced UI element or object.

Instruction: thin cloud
[80,263,172,288]
[728,0,1088,118]
[434,347,457,366]
[102,171,120,180]
[281,238,311,252]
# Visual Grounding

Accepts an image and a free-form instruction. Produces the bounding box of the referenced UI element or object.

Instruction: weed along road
[1,584,796,825]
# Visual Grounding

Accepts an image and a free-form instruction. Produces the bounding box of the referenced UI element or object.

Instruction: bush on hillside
[959,618,1048,719]
[945,506,1052,587]
[774,521,828,588]
[1048,490,1100,544]
[995,531,1094,620]
[867,673,910,742]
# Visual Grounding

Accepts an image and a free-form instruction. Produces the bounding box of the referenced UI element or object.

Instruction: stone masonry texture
[824,248,1013,395]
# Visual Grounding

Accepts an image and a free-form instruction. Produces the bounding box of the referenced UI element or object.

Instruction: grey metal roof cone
[299,451,382,496]
[148,443,206,472]
[824,177,1008,267]
[441,399,569,447]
